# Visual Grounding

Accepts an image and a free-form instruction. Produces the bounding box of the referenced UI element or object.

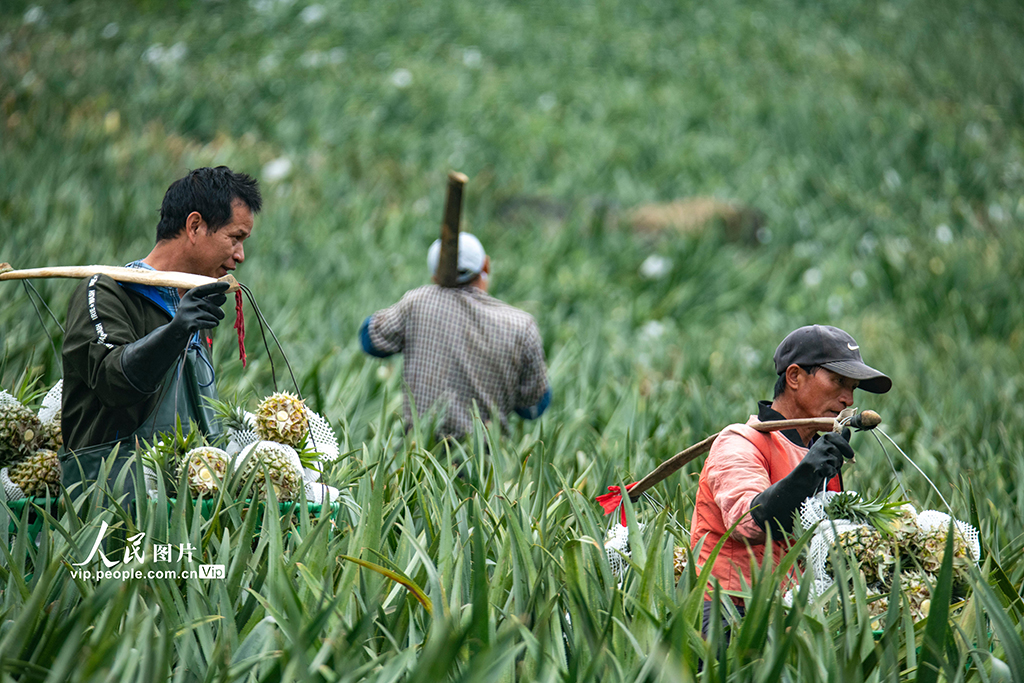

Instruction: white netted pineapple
[182,446,231,498]
[0,393,43,467]
[7,448,61,497]
[236,440,303,502]
[254,392,309,448]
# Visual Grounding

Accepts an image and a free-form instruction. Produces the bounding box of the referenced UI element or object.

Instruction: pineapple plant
[0,391,43,467]
[235,440,304,502]
[254,392,309,448]
[182,446,231,498]
[6,448,61,497]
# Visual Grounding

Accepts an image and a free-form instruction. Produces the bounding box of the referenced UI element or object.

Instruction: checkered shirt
[367,285,548,438]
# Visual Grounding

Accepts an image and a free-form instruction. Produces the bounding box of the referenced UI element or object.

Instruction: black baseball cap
[773,325,892,394]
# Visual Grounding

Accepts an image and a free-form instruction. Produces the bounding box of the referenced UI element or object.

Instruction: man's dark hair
[773,365,820,399]
[156,166,262,241]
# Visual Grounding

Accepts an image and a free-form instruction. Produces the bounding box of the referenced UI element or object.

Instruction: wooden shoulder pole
[437,171,468,288]
[0,262,240,292]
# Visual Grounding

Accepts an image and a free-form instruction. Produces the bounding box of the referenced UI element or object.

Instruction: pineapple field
[2,0,1024,681]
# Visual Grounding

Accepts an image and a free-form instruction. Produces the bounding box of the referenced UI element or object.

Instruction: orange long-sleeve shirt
[690,412,840,595]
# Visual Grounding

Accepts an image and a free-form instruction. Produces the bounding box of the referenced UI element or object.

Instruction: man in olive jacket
[60,166,261,497]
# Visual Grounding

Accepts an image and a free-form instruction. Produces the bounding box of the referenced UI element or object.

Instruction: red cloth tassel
[595,482,638,527]
[234,289,247,367]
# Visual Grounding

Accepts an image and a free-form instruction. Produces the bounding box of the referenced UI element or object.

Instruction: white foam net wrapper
[304,482,340,505]
[225,411,259,456]
[0,391,22,410]
[1,467,26,501]
[604,522,645,580]
[304,409,339,461]
[37,380,62,426]
[917,509,981,562]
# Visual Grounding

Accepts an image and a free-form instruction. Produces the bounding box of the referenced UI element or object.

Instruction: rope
[239,284,302,399]
[234,289,247,367]
[22,281,63,373]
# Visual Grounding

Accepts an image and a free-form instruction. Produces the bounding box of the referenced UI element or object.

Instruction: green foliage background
[1,0,1023,680]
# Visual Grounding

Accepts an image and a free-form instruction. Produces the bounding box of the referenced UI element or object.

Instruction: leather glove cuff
[749,462,822,535]
[120,323,191,394]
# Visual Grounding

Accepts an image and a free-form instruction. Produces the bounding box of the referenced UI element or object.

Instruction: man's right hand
[121,281,230,393]
[749,431,855,535]
[170,281,229,335]
[794,431,853,483]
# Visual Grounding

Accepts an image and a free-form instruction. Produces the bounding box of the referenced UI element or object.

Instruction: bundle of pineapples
[798,490,980,621]
[0,385,63,500]
[147,391,340,504]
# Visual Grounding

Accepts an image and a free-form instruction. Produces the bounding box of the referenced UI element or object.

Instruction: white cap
[427,232,486,284]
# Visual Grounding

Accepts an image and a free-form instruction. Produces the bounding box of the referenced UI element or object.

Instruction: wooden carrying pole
[436,171,469,288]
[0,263,240,292]
[620,411,880,502]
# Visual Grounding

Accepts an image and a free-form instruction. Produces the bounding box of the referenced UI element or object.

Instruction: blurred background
[2,0,1022,526]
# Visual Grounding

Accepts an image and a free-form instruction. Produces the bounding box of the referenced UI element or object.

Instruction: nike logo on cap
[847,343,859,350]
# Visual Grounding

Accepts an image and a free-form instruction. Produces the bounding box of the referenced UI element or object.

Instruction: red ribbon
[595,482,638,526]
[234,289,246,367]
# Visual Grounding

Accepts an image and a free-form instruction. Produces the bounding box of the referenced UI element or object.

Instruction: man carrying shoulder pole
[690,324,892,638]
[60,166,262,500]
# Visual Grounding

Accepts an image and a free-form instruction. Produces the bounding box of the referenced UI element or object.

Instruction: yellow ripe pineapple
[254,392,309,448]
[0,395,43,467]
[236,441,303,502]
[183,446,230,498]
[8,448,61,497]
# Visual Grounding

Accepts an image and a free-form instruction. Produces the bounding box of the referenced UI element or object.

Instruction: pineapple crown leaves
[204,393,256,434]
[139,416,208,473]
[822,488,909,536]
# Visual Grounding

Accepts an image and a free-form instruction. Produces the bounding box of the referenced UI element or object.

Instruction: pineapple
[183,446,230,498]
[673,546,688,581]
[917,526,974,595]
[36,420,62,451]
[7,448,61,497]
[901,571,933,621]
[830,524,892,587]
[0,393,43,467]
[864,587,890,621]
[254,392,309,448]
[236,440,303,502]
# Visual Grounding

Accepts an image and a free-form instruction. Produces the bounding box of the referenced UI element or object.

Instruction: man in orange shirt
[690,325,892,637]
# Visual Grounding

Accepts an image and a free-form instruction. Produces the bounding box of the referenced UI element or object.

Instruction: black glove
[749,431,854,535]
[120,281,229,393]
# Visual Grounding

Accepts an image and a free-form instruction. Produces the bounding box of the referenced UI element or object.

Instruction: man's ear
[785,364,803,393]
[184,211,205,243]
[482,255,490,275]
